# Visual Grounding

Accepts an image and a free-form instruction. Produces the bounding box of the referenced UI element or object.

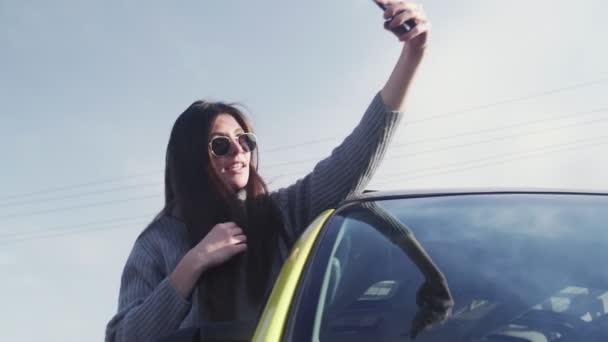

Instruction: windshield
[292,193,608,342]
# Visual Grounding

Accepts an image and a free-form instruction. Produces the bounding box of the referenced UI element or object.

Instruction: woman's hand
[375,0,430,52]
[170,222,246,299]
[376,0,430,110]
[193,222,247,271]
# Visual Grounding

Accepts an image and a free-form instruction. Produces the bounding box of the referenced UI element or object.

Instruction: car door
[252,210,335,342]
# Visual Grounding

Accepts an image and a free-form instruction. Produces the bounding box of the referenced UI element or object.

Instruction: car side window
[311,217,424,342]
[290,194,608,342]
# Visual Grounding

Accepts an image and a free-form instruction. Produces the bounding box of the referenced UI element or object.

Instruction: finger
[397,21,430,42]
[383,2,419,20]
[383,17,417,31]
[229,227,244,236]
[388,9,417,30]
[218,221,238,230]
[384,6,410,20]
[231,243,247,254]
[385,18,420,38]
[231,234,247,244]
[375,0,390,11]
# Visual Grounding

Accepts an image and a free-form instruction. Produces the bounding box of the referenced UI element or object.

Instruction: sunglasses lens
[239,133,257,152]
[210,134,257,157]
[210,137,231,156]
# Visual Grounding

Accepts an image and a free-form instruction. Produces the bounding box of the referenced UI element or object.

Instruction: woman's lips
[224,162,246,174]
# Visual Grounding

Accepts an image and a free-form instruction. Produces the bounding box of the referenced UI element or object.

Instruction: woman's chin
[223,176,249,193]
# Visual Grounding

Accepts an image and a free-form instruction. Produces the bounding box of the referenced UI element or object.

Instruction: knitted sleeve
[105,227,192,342]
[271,92,403,242]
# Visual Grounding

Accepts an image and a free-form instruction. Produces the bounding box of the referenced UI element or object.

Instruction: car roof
[344,187,608,204]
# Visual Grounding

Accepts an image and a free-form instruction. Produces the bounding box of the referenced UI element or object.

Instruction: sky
[1,0,607,340]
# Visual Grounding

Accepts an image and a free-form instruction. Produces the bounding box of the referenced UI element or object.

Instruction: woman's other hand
[170,222,247,299]
[192,222,247,270]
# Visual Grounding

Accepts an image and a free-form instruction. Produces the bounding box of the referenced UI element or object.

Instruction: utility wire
[0,215,151,238]
[4,137,607,244]
[392,107,608,147]
[263,108,608,169]
[0,221,147,245]
[382,114,608,161]
[0,170,161,203]
[0,194,160,221]
[3,77,605,202]
[372,138,608,186]
[375,136,608,184]
[407,77,608,124]
[266,118,608,182]
[3,138,608,242]
[263,136,338,152]
[0,182,159,208]
[3,108,605,212]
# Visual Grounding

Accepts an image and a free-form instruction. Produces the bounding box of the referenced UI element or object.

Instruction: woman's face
[208,113,251,193]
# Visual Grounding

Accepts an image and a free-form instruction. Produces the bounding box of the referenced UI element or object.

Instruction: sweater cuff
[154,277,191,318]
[355,91,403,137]
[373,91,403,116]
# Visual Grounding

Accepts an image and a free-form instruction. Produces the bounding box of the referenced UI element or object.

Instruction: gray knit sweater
[105,92,403,342]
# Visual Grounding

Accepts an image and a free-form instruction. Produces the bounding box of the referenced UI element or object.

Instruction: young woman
[106,1,433,341]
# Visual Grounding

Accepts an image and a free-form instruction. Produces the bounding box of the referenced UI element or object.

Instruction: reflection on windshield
[359,281,399,300]
[451,286,608,341]
[310,194,608,342]
[313,201,453,340]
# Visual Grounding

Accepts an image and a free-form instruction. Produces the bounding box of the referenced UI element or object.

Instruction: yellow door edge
[252,209,335,342]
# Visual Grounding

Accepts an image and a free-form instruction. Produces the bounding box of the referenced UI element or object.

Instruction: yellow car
[160,189,608,342]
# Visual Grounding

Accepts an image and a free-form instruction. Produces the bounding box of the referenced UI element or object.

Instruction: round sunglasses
[208,132,257,157]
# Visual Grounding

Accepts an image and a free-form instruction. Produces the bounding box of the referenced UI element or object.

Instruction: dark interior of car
[316,217,608,342]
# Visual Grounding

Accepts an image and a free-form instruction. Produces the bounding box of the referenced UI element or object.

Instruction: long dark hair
[162,100,283,321]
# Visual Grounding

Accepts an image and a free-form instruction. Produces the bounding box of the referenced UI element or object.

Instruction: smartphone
[373,0,417,35]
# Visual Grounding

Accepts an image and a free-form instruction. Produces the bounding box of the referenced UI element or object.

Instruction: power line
[0,193,160,221]
[7,138,608,244]
[375,135,608,185]
[265,117,608,182]
[263,107,608,169]
[264,156,320,169]
[263,136,338,152]
[407,77,608,124]
[0,221,147,245]
[372,138,608,187]
[262,79,608,166]
[391,107,608,147]
[0,214,151,238]
[4,138,608,243]
[0,170,162,203]
[382,114,608,161]
[3,77,605,203]
[0,182,159,208]
[3,108,605,212]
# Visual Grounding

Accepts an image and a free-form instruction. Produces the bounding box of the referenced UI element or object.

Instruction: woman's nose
[229,139,245,155]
